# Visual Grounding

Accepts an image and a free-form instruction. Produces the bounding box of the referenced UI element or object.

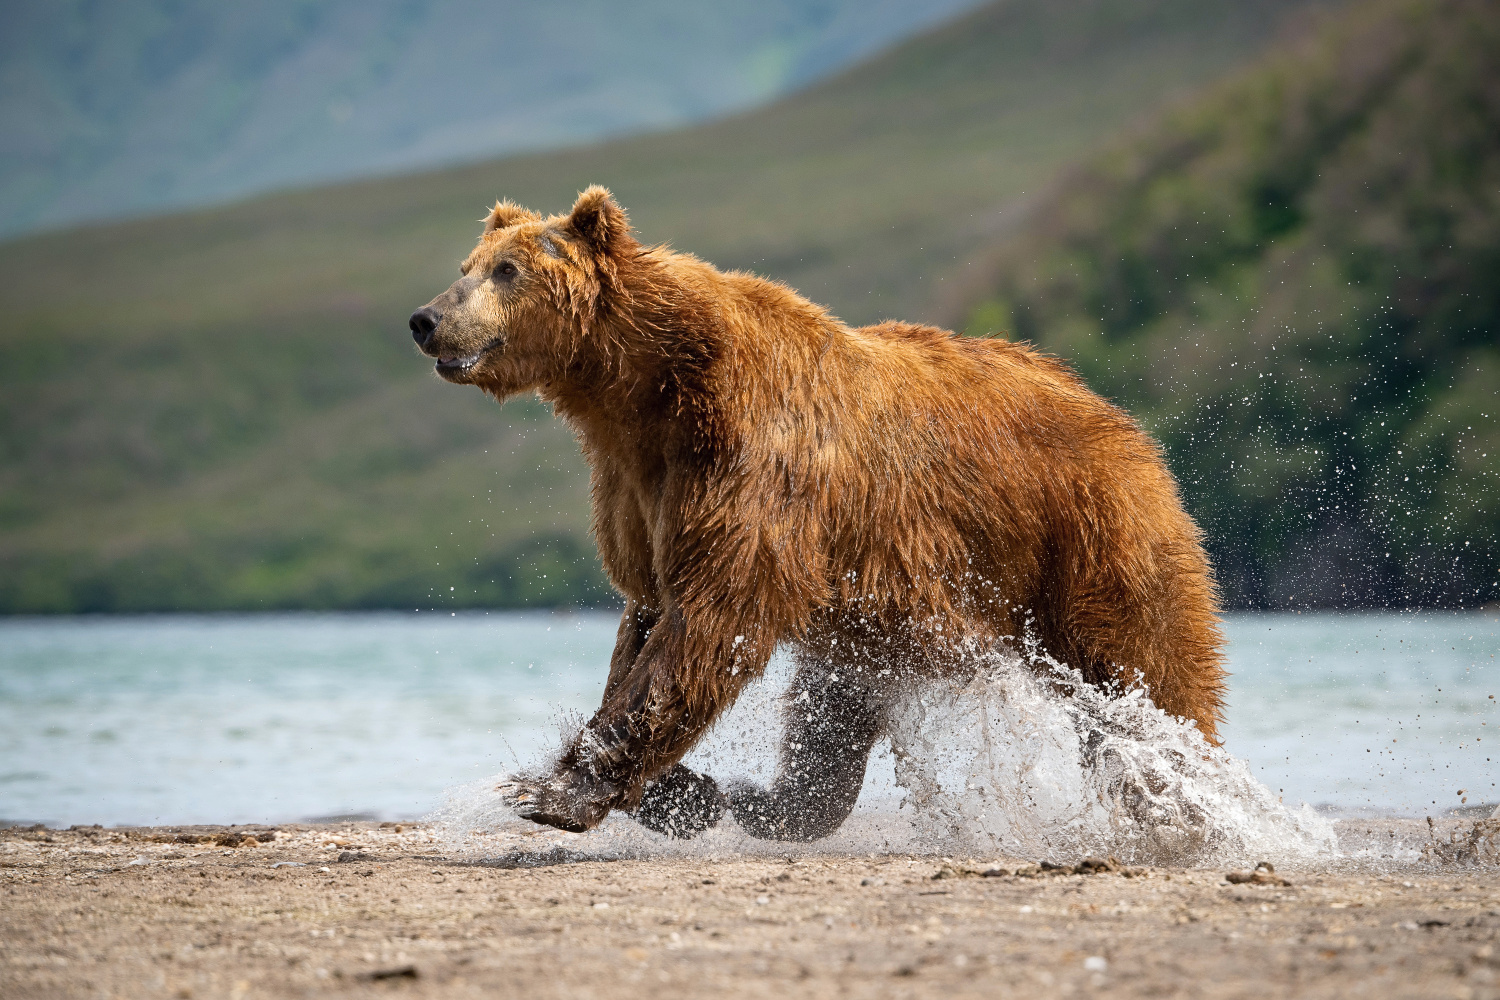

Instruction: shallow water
[0,610,1494,832]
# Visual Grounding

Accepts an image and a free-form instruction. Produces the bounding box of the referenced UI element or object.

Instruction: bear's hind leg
[726,663,884,842]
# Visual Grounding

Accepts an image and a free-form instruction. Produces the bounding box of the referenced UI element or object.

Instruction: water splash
[880,641,1335,865]
[433,639,1336,867]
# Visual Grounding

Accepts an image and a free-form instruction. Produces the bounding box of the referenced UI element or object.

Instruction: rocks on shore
[933,856,1148,880]
[1224,862,1291,886]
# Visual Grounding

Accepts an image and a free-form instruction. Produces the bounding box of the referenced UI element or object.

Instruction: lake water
[0,610,1494,828]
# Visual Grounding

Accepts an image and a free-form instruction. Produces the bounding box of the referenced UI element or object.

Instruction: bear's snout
[409,306,442,351]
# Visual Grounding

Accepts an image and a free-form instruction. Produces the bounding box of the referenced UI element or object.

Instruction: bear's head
[408,186,635,395]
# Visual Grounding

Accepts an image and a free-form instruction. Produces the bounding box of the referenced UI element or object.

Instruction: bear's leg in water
[632,763,726,838]
[602,600,659,701]
[724,664,885,842]
[501,605,764,832]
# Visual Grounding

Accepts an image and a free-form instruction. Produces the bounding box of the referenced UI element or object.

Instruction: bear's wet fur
[410,187,1226,839]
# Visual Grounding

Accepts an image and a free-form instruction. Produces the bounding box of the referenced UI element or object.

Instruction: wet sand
[3,819,1498,999]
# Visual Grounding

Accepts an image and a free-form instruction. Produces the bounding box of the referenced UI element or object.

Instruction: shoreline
[4,819,1498,998]
[6,801,1494,832]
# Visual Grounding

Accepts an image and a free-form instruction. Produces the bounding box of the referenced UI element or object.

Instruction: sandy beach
[4,818,1498,999]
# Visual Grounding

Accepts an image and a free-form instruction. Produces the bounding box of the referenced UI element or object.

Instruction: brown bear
[408,187,1226,841]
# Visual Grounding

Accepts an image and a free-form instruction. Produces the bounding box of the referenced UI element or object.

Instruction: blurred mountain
[0,0,1341,613]
[0,0,985,237]
[961,0,1499,607]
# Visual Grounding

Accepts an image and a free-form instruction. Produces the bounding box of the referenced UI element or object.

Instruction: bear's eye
[495,262,517,280]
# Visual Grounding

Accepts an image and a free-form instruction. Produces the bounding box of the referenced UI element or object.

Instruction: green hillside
[0,0,1337,613]
[963,0,1498,607]
[0,0,985,236]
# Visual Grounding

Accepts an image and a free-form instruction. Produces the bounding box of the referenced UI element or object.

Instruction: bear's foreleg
[608,603,728,838]
[501,605,763,832]
[602,600,659,700]
[632,764,725,838]
[725,663,884,842]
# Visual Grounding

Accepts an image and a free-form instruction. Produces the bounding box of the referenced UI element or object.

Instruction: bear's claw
[498,774,613,833]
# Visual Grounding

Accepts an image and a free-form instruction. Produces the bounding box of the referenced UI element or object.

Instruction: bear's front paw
[633,765,725,839]
[498,772,614,833]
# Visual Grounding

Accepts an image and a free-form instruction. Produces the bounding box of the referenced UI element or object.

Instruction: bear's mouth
[435,338,502,373]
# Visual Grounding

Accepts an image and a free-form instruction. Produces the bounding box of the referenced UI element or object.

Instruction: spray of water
[432,638,1336,867]
[880,640,1335,864]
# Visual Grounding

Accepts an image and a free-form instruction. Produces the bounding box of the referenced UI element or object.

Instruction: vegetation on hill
[962,0,1498,607]
[0,0,984,237]
[0,0,1338,613]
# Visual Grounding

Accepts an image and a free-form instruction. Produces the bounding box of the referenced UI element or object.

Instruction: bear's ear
[483,200,541,235]
[566,185,631,255]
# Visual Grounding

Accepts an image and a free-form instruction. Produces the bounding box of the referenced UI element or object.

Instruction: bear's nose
[409,307,441,350]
